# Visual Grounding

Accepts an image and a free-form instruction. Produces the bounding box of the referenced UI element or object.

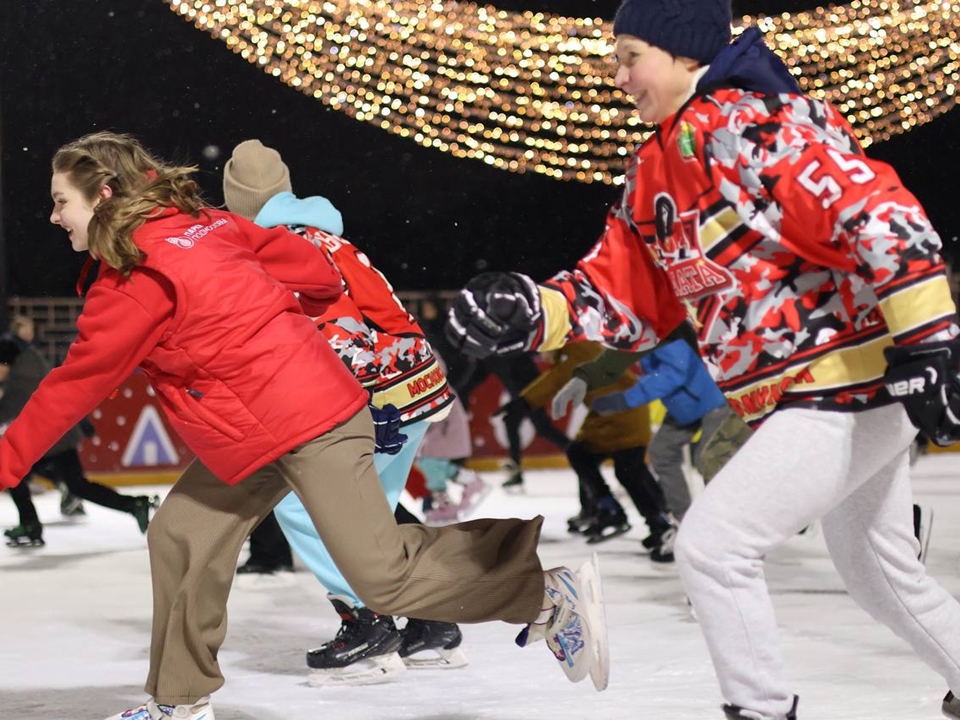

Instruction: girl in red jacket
[0,132,608,719]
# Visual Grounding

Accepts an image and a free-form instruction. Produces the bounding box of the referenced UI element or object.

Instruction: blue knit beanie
[613,0,732,65]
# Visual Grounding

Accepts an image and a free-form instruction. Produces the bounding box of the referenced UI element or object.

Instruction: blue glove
[369,403,408,455]
[590,391,630,416]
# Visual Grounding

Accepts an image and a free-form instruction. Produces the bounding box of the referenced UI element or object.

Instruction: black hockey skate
[306,595,405,686]
[131,495,160,534]
[399,618,468,669]
[723,694,798,720]
[567,510,594,535]
[583,499,631,545]
[944,690,960,719]
[4,522,44,548]
[501,460,525,494]
[650,525,678,564]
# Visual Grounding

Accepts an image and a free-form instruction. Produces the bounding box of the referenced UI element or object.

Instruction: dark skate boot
[583,497,631,544]
[59,483,86,517]
[306,595,405,686]
[914,503,933,563]
[567,510,594,535]
[650,524,678,564]
[501,460,525,493]
[723,694,798,719]
[4,522,44,547]
[400,618,468,669]
[131,494,160,534]
[943,690,960,718]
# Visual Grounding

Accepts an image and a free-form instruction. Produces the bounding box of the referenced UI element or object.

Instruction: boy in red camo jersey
[447,1,960,717]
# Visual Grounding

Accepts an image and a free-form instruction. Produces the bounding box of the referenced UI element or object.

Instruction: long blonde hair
[51,132,205,276]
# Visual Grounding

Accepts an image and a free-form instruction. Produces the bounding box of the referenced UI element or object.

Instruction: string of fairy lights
[165,0,958,185]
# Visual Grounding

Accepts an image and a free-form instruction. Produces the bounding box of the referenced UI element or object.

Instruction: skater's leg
[821,424,960,693]
[280,410,544,624]
[675,404,916,718]
[7,476,40,527]
[611,446,670,530]
[648,414,697,520]
[38,449,138,513]
[145,458,287,704]
[244,511,294,570]
[275,421,429,603]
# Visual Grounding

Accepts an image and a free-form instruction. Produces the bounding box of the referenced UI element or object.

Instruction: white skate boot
[515,553,609,691]
[105,696,214,720]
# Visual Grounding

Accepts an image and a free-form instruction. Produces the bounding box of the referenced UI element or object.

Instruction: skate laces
[515,568,584,662]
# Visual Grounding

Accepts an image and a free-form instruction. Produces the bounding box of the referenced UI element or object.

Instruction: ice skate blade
[585,523,631,545]
[402,645,469,670]
[307,653,406,687]
[580,552,610,692]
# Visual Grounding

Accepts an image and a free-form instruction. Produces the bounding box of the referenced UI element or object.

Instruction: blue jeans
[274,419,429,606]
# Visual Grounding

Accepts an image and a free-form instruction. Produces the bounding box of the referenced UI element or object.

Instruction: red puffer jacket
[0,208,367,488]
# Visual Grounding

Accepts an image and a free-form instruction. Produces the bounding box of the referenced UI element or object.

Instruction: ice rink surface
[2,453,960,719]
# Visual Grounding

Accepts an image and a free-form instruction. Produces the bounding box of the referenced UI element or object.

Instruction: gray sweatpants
[144,409,544,704]
[676,403,960,718]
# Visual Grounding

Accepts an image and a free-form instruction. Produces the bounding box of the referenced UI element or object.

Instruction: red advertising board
[80,371,575,483]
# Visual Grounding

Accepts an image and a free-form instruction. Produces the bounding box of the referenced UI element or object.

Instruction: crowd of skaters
[2,0,960,717]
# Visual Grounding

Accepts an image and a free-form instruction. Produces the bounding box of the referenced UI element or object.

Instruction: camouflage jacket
[295,227,453,424]
[536,88,957,425]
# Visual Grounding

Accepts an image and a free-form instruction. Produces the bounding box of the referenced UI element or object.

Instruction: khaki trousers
[144,409,545,703]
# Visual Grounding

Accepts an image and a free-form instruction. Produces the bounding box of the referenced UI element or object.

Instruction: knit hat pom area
[222,139,292,221]
[612,0,732,65]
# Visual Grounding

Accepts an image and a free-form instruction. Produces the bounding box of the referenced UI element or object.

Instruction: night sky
[1,0,958,299]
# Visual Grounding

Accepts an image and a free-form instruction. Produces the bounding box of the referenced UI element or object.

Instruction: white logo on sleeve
[164,218,228,248]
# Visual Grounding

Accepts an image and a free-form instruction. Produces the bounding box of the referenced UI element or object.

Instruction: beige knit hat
[222,139,292,221]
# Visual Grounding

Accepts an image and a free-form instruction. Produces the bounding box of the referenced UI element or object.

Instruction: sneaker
[583,498,631,544]
[131,495,160,534]
[722,694,798,720]
[944,690,960,718]
[650,525,677,564]
[399,619,468,669]
[306,595,405,686]
[104,696,214,719]
[424,492,459,526]
[4,522,44,548]
[914,503,934,564]
[455,470,491,518]
[515,553,609,691]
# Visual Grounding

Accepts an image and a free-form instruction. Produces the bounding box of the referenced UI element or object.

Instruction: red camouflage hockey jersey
[293,227,454,424]
[536,88,958,426]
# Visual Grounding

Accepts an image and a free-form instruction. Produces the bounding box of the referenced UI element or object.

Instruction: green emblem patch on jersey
[678,122,696,159]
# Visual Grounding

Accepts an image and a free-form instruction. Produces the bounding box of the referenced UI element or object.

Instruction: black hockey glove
[369,403,408,455]
[883,339,960,447]
[445,272,543,358]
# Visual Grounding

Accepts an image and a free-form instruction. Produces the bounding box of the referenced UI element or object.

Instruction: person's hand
[551,377,588,419]
[884,339,960,446]
[590,391,631,417]
[369,403,408,455]
[445,272,543,358]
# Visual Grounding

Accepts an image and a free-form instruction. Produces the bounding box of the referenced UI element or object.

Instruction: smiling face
[614,35,701,125]
[49,172,101,252]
